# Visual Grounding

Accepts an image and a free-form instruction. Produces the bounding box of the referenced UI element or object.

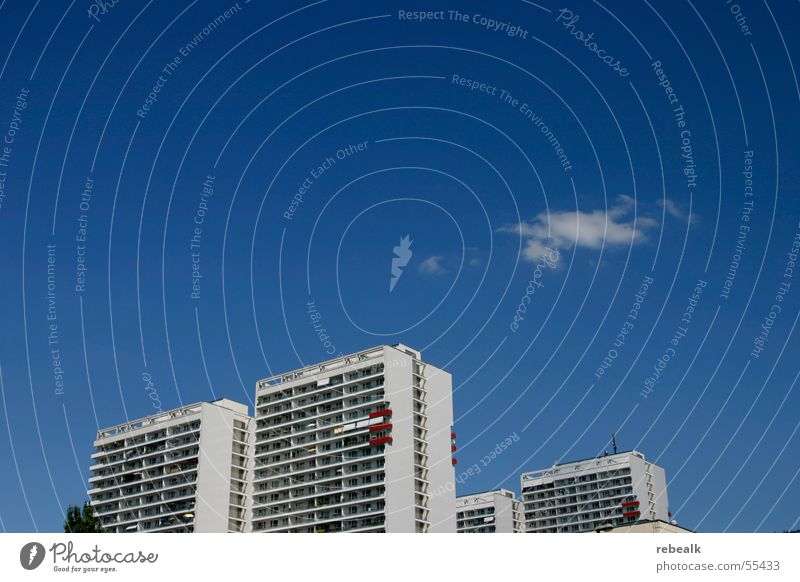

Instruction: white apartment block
[89,399,253,533]
[456,489,523,533]
[252,344,456,533]
[521,450,669,533]
[598,519,691,533]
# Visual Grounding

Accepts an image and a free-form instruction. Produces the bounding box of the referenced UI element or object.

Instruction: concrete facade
[89,399,253,533]
[456,489,523,533]
[597,519,691,533]
[251,344,456,532]
[521,450,669,533]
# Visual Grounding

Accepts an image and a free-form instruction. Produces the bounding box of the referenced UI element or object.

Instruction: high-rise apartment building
[521,450,669,533]
[251,344,456,533]
[456,489,523,533]
[89,399,253,533]
[597,519,690,533]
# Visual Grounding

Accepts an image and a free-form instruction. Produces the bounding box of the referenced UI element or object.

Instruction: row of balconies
[257,371,385,414]
[252,464,386,491]
[527,513,635,533]
[255,464,383,505]
[255,405,388,447]
[262,500,386,524]
[92,424,201,461]
[254,514,387,533]
[90,455,200,485]
[526,504,628,523]
[551,468,632,488]
[94,490,196,517]
[255,484,385,511]
[89,471,198,498]
[254,430,377,460]
[92,436,201,468]
[527,504,633,529]
[91,445,200,476]
[253,451,379,491]
[256,390,385,432]
[524,487,635,512]
[256,361,385,404]
[523,479,633,501]
[99,500,196,530]
[254,465,387,498]
[254,487,386,517]
[253,504,387,533]
[525,486,635,507]
[254,445,385,472]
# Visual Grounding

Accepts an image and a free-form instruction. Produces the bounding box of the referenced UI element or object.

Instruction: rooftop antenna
[611,433,618,455]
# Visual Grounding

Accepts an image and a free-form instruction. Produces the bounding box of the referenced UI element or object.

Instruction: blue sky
[1,0,799,533]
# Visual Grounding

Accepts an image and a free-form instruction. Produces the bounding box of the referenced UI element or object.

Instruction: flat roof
[95,398,249,440]
[256,344,425,387]
[457,488,517,501]
[521,450,647,480]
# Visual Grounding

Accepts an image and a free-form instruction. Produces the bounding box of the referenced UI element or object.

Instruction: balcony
[256,389,386,432]
[257,369,385,409]
[254,504,387,533]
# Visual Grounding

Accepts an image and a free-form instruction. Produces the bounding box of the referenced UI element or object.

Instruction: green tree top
[63,501,104,533]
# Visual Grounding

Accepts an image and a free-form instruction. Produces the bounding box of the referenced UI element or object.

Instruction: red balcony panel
[369,436,393,446]
[621,501,640,508]
[369,423,393,432]
[369,409,392,419]
[451,445,457,452]
[451,432,456,439]
[622,510,641,518]
[452,458,457,465]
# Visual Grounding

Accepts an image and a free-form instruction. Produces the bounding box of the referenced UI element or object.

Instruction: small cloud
[465,246,482,267]
[657,198,697,223]
[498,195,658,262]
[419,255,446,275]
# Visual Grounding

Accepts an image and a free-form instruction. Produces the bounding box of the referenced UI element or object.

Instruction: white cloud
[465,246,482,268]
[419,255,446,275]
[499,195,658,262]
[657,198,697,223]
